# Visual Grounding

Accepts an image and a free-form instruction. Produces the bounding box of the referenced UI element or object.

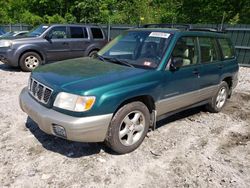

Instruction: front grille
[29,78,53,104]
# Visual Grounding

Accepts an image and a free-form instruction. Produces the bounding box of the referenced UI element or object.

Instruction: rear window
[218,38,235,59]
[69,27,88,38]
[91,28,104,39]
[199,37,220,63]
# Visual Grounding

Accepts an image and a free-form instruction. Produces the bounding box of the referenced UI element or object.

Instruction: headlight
[0,40,12,48]
[54,92,95,112]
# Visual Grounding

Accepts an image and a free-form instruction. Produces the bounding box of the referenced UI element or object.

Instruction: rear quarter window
[218,38,235,59]
[91,28,104,39]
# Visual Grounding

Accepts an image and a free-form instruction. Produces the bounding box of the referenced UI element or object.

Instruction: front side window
[48,27,67,39]
[218,38,235,59]
[199,37,220,63]
[98,31,172,69]
[69,27,87,38]
[91,28,104,39]
[171,37,199,66]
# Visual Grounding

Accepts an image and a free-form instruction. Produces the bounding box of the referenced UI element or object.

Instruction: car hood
[32,57,149,93]
[2,36,38,41]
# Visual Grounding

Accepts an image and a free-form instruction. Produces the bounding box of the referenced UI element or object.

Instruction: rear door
[198,37,222,100]
[43,26,71,61]
[68,26,90,58]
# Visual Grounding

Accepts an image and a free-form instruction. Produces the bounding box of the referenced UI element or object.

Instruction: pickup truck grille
[29,78,53,104]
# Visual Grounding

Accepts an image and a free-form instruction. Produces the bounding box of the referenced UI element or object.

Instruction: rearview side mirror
[170,57,183,71]
[44,34,51,41]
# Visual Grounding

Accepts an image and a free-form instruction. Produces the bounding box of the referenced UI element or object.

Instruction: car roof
[40,24,101,27]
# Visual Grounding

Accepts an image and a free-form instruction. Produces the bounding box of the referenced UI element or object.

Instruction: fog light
[52,124,66,138]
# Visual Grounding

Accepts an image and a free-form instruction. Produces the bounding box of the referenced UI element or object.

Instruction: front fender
[95,80,161,114]
[14,44,46,63]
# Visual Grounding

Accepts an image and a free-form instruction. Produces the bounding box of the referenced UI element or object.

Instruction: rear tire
[20,52,42,72]
[88,50,98,58]
[105,101,150,154]
[206,81,229,113]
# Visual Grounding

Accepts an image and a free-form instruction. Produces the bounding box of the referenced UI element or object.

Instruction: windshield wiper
[96,54,106,62]
[104,56,134,67]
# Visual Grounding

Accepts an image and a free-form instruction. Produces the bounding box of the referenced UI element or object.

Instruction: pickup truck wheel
[88,50,98,58]
[20,52,41,72]
[206,81,229,113]
[105,102,150,154]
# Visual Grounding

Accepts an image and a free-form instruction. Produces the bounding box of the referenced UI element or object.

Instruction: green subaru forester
[19,27,238,154]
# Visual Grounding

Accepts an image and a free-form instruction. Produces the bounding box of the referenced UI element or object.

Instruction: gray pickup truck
[0,24,107,71]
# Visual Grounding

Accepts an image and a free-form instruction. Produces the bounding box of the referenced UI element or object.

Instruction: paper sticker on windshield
[42,26,49,29]
[149,32,170,38]
[144,61,152,66]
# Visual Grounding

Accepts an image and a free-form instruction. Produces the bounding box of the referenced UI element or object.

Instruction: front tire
[19,52,42,72]
[105,102,150,154]
[206,81,229,113]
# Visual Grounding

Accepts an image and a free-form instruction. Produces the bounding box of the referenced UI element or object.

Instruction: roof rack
[188,28,225,33]
[141,24,225,33]
[141,23,192,30]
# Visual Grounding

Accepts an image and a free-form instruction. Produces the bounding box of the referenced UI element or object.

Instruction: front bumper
[0,48,18,67]
[19,87,113,142]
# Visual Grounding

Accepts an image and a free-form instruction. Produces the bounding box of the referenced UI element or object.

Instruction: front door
[43,26,71,61]
[156,36,202,116]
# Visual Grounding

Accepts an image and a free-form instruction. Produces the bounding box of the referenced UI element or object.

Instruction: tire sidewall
[20,52,41,72]
[88,50,98,58]
[106,102,150,154]
[211,81,229,112]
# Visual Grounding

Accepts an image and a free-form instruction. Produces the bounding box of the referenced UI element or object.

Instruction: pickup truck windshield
[26,25,49,37]
[98,31,171,69]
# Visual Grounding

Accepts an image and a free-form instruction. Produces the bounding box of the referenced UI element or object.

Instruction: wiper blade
[104,56,134,68]
[96,54,106,62]
[96,54,134,68]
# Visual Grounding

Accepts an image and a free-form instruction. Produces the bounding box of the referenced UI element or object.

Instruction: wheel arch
[87,48,100,56]
[222,76,233,89]
[222,76,233,98]
[114,95,156,117]
[113,95,156,130]
[18,50,44,66]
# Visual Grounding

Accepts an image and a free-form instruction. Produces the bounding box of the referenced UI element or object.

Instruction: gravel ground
[0,62,249,188]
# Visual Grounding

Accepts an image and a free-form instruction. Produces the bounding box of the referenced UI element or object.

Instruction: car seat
[142,42,158,58]
[172,42,191,66]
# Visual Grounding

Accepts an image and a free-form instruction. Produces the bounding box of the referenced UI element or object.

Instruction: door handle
[218,64,224,69]
[62,42,69,45]
[192,70,199,75]
[192,69,200,78]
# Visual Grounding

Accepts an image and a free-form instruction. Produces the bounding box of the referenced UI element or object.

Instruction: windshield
[98,30,171,69]
[0,32,14,37]
[0,29,5,35]
[26,25,49,37]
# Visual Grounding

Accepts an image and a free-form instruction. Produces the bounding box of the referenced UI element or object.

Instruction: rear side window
[218,38,235,59]
[69,27,88,38]
[91,28,104,39]
[199,37,220,63]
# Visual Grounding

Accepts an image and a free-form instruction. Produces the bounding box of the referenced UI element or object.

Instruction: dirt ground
[0,62,249,188]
